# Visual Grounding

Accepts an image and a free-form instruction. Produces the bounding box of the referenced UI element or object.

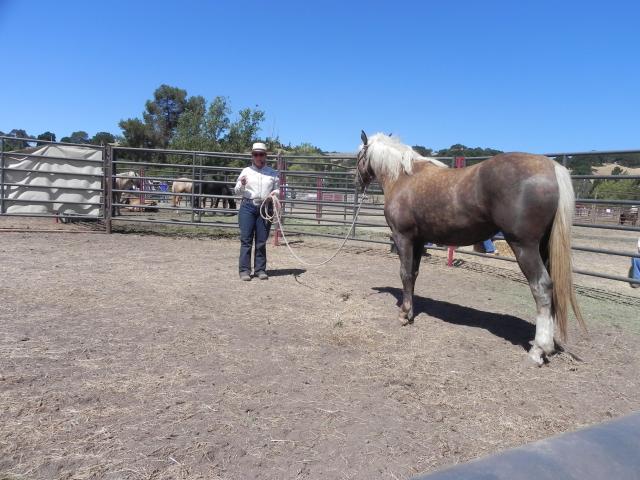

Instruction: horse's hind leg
[510,241,555,365]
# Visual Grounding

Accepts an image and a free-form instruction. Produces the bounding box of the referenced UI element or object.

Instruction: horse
[356,131,586,366]
[113,171,140,215]
[193,181,237,213]
[171,178,193,207]
[620,208,638,226]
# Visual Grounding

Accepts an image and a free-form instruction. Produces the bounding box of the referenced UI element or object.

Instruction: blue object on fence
[412,411,640,480]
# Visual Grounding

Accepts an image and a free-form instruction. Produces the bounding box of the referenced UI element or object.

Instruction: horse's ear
[360,130,368,145]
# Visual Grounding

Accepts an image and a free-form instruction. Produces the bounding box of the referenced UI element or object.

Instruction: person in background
[234,142,279,281]
[630,237,640,289]
[482,238,497,255]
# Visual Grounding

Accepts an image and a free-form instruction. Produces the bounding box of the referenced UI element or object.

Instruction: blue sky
[1,0,638,153]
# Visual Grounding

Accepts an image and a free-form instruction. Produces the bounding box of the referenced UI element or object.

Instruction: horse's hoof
[526,346,545,367]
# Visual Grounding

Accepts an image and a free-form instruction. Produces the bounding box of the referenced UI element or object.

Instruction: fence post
[104,144,113,233]
[139,166,145,208]
[448,155,466,266]
[343,175,347,221]
[273,151,285,246]
[190,153,197,223]
[316,176,323,223]
[0,137,5,215]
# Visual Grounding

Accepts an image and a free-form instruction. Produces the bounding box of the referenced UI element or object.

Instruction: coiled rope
[259,189,368,267]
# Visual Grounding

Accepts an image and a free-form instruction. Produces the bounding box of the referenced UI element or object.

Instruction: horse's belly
[421,221,497,246]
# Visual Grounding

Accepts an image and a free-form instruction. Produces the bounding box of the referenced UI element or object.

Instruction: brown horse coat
[356,132,584,366]
[384,154,558,247]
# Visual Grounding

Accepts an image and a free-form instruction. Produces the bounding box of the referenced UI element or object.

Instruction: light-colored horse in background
[172,178,193,207]
[113,171,140,215]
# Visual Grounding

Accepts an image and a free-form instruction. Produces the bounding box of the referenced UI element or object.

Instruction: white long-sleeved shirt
[234,165,280,201]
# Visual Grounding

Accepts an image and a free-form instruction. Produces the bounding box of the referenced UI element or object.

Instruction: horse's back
[172,178,193,193]
[386,152,559,245]
[480,152,555,177]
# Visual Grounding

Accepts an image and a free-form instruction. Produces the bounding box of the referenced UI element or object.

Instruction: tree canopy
[37,131,56,143]
[119,85,267,156]
[60,131,90,144]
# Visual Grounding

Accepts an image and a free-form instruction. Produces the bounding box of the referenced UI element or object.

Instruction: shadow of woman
[267,268,306,277]
[372,286,535,351]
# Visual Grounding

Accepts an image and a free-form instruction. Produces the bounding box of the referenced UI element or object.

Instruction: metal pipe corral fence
[1,136,639,286]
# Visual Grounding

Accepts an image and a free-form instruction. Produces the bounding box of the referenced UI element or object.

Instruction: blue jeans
[482,239,496,253]
[632,257,640,280]
[238,200,272,273]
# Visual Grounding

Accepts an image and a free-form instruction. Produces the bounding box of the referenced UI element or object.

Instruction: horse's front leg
[394,234,419,325]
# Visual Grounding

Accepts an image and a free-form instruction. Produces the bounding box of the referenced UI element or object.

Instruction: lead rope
[259,188,368,267]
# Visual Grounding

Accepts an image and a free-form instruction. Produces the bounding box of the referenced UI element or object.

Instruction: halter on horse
[356,131,585,366]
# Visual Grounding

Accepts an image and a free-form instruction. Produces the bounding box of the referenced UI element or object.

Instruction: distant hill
[592,164,640,176]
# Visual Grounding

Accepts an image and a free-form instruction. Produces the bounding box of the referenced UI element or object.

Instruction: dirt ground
[2,226,640,480]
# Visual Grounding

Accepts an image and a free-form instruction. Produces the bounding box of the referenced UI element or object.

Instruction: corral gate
[0,136,107,228]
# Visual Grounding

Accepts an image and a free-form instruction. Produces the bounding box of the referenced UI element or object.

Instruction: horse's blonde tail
[549,162,586,340]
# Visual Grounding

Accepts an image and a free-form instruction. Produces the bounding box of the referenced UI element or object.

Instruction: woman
[234,142,279,281]
[630,237,640,288]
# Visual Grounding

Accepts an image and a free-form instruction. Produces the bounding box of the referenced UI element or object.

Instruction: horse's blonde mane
[363,133,447,181]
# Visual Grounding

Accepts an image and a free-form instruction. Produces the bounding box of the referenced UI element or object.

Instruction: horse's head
[355,130,375,190]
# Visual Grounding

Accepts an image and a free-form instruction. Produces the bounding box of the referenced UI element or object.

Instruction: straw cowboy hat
[252,142,267,153]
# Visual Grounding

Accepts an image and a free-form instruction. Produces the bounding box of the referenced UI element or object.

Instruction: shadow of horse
[268,268,306,277]
[372,286,535,350]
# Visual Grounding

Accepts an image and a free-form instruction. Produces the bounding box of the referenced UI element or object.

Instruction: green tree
[90,131,116,145]
[142,84,189,147]
[412,145,433,157]
[119,86,267,158]
[436,144,502,158]
[171,95,211,152]
[37,131,56,143]
[118,118,156,148]
[61,131,90,144]
[592,178,640,200]
[9,128,28,139]
[223,107,265,152]
[568,159,594,175]
[3,129,31,150]
[204,96,231,144]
